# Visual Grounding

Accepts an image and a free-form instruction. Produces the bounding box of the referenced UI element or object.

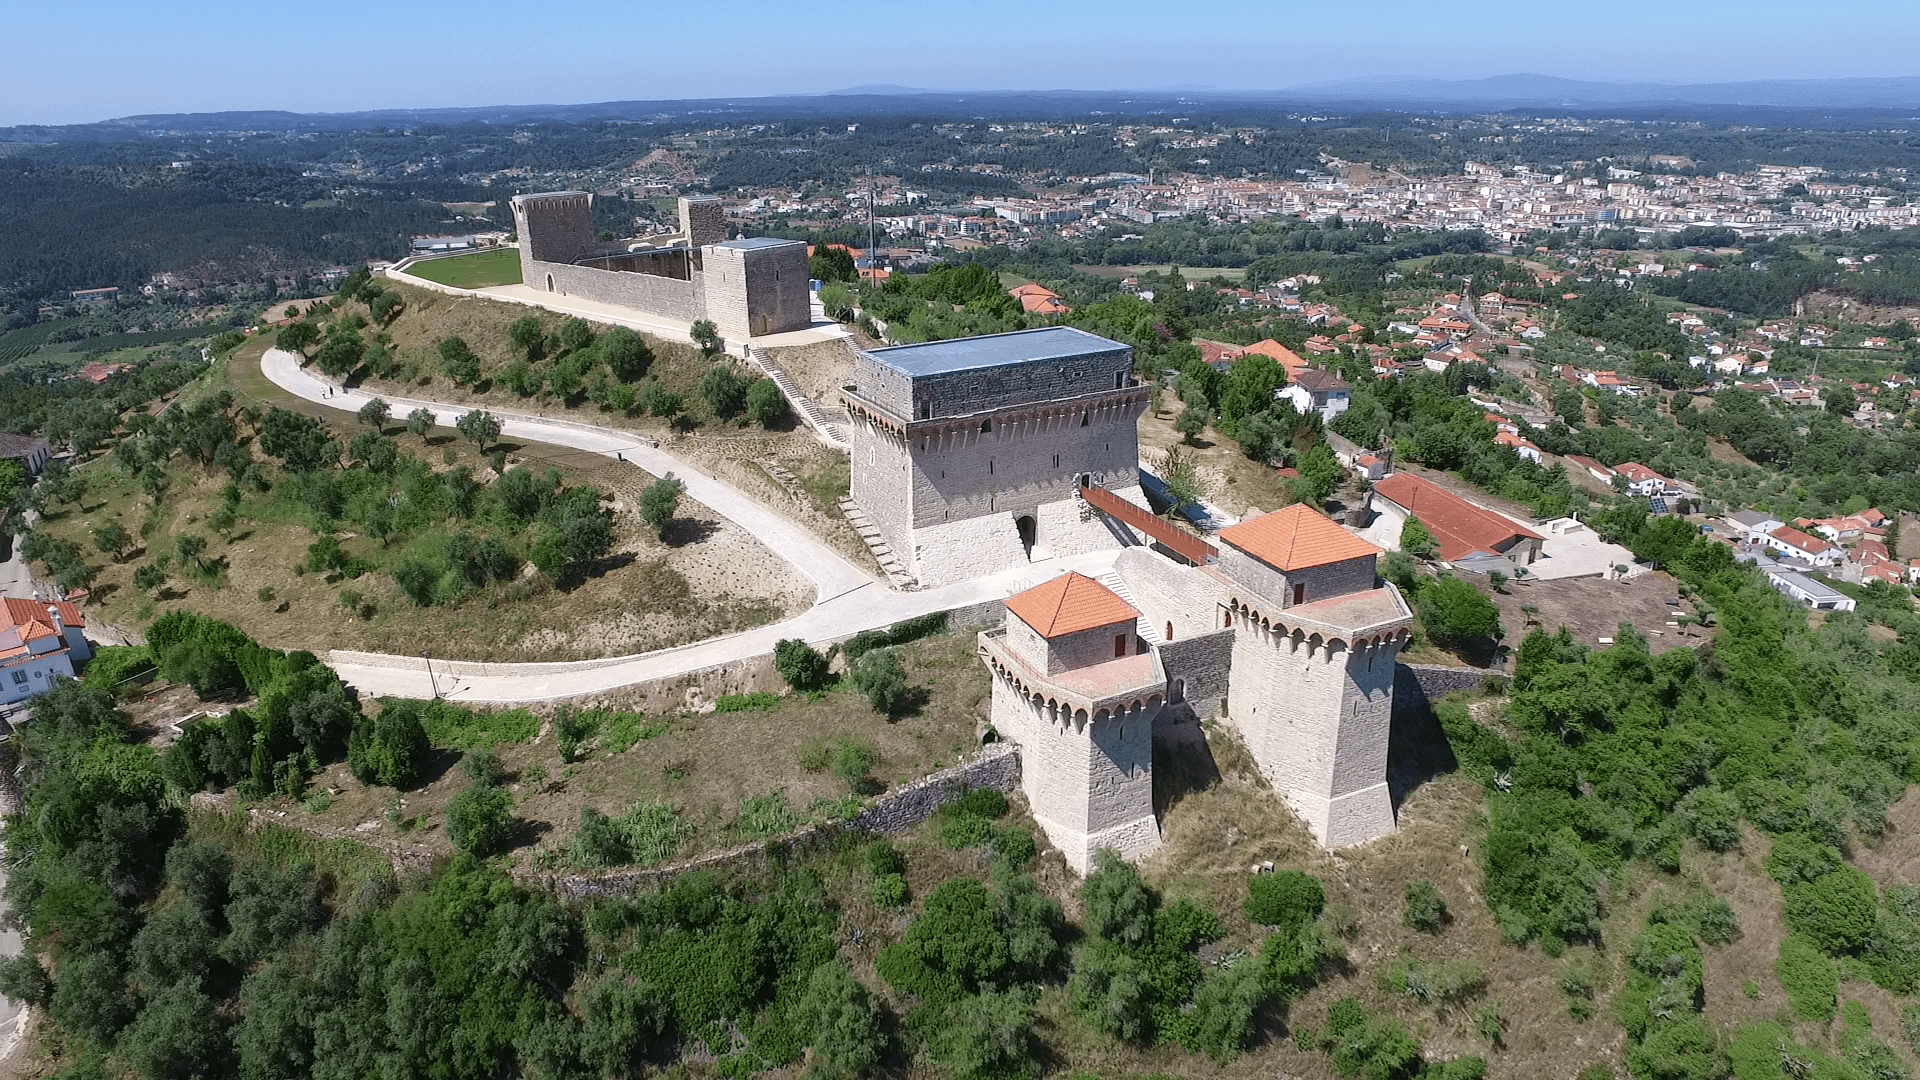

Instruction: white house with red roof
[1763,525,1840,567]
[1613,462,1677,497]
[0,598,92,705]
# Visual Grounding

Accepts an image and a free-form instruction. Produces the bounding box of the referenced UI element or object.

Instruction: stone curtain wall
[527,257,702,321]
[1157,628,1233,720]
[521,744,1020,900]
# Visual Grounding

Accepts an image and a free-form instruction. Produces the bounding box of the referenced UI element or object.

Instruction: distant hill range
[8,75,1920,139]
[1279,73,1920,110]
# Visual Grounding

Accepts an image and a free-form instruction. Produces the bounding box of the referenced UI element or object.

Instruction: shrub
[871,873,908,909]
[1783,867,1879,954]
[1079,850,1155,946]
[699,365,747,418]
[715,692,779,712]
[445,782,515,857]
[850,647,909,715]
[792,960,887,1080]
[1247,870,1325,928]
[1778,934,1838,1021]
[1383,958,1487,1005]
[82,645,155,692]
[1404,880,1450,932]
[773,638,831,692]
[1417,575,1502,650]
[347,702,431,788]
[1676,786,1743,851]
[745,378,788,427]
[639,474,683,540]
[1401,516,1437,559]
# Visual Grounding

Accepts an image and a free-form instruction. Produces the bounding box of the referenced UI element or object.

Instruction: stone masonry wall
[1227,626,1401,847]
[514,194,594,266]
[700,242,810,338]
[521,744,1020,900]
[849,418,914,566]
[679,196,726,247]
[906,400,1141,529]
[902,509,1030,587]
[1217,546,1377,611]
[989,672,1157,873]
[1046,620,1142,673]
[1114,546,1227,641]
[527,257,701,321]
[1157,628,1233,720]
[1392,663,1495,715]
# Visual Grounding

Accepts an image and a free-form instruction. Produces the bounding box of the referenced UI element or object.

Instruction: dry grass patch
[285,630,990,863]
[34,347,808,662]
[1137,385,1301,519]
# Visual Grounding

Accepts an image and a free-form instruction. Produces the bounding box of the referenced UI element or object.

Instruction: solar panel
[1649,498,1669,515]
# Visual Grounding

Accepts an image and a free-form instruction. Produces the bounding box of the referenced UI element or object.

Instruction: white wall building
[0,598,92,705]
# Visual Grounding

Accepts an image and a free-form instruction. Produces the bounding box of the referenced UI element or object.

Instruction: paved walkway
[259,348,1119,702]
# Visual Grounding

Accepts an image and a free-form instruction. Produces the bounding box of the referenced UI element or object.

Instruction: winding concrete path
[258,349,1121,703]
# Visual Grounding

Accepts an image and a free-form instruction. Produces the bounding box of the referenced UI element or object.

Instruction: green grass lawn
[405,248,523,289]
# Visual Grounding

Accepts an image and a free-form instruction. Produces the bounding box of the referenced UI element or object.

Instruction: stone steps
[839,497,916,590]
[1098,569,1164,647]
[747,346,851,448]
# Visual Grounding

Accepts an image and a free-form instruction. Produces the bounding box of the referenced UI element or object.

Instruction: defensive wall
[519,743,1022,900]
[510,191,811,341]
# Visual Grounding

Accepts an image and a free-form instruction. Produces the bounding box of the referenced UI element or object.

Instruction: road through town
[259,348,1120,702]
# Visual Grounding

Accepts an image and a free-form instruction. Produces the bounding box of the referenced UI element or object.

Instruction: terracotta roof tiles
[1218,503,1380,572]
[1373,473,1543,563]
[1004,572,1138,639]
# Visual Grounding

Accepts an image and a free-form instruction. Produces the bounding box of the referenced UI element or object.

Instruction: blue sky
[6,0,1919,125]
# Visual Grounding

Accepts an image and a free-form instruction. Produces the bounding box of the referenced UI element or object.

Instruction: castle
[510,192,812,340]
[842,326,1154,587]
[840,325,1413,870]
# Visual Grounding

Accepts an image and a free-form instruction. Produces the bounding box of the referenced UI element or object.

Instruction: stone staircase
[1097,569,1165,647]
[747,346,850,449]
[838,497,916,589]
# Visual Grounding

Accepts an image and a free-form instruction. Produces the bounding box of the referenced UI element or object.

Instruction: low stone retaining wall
[518,743,1019,900]
[189,792,436,875]
[1393,662,1498,715]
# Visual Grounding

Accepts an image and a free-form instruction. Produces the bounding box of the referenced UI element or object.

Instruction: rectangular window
[1052,454,1061,468]
[1114,371,1126,389]
[9,671,24,686]
[1292,583,1306,606]
[1114,634,1127,658]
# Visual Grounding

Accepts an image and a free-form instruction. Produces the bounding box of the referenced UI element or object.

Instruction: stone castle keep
[840,326,1415,869]
[843,326,1154,588]
[511,192,811,339]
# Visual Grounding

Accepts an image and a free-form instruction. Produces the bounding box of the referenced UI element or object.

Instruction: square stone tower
[980,571,1164,872]
[842,327,1151,587]
[678,195,727,247]
[1215,505,1413,847]
[510,191,594,270]
[699,237,811,338]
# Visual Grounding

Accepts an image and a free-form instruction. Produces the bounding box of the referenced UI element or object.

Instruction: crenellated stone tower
[980,572,1164,872]
[1213,505,1413,848]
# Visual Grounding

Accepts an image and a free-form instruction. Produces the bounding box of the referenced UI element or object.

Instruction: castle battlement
[846,327,1150,587]
[982,572,1164,873]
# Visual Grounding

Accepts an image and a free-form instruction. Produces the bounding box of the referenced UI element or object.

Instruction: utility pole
[867,165,877,272]
[423,650,438,700]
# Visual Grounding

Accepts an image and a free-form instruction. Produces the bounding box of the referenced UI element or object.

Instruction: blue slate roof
[867,326,1128,378]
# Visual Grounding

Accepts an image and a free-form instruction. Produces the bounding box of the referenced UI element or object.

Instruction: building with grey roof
[1765,568,1856,612]
[842,327,1152,586]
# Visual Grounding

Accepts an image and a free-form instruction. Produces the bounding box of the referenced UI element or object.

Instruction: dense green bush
[1404,881,1450,933]
[1777,934,1838,1021]
[347,700,431,788]
[80,644,154,692]
[445,781,515,857]
[774,637,831,692]
[1246,870,1325,928]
